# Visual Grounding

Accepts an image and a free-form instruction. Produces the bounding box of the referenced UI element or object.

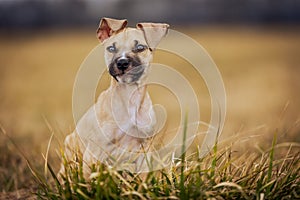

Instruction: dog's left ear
[136,23,169,50]
[97,17,128,43]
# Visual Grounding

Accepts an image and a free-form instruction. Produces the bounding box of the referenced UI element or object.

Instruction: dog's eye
[107,45,116,53]
[133,44,147,53]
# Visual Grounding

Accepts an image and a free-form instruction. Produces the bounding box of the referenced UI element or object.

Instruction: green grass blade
[266,133,277,195]
[180,111,188,200]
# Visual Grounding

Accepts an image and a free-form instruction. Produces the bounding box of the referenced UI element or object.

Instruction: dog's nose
[116,58,130,70]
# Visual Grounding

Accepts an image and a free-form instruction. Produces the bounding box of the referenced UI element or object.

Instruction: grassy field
[0,26,299,199]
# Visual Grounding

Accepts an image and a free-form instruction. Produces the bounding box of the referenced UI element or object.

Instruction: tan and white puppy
[59,18,169,177]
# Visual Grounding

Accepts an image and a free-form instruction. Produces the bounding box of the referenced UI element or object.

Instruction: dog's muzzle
[109,56,145,83]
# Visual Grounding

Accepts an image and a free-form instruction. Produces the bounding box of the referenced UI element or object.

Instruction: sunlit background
[0,0,299,194]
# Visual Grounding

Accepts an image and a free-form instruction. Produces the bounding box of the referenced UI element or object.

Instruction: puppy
[59,17,169,177]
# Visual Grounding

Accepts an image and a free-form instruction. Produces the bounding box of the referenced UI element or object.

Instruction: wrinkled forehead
[103,28,146,46]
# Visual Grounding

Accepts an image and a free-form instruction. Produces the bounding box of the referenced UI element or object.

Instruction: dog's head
[97,17,169,84]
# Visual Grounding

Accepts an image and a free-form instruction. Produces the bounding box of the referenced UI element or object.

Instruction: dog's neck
[110,79,147,110]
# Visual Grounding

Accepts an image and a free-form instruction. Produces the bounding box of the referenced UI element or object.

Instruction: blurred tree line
[0,0,299,29]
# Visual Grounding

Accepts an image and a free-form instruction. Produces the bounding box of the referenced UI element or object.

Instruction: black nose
[116,58,130,70]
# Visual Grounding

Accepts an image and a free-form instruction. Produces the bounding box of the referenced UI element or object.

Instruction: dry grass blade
[213,181,249,199]
[43,133,54,178]
[122,191,148,200]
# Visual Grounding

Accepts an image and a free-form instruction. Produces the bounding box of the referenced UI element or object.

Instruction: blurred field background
[0,0,300,197]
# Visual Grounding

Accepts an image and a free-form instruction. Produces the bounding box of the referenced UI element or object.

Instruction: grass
[28,127,300,199]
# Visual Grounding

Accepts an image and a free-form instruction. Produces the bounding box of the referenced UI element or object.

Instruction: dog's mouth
[110,65,145,83]
[109,56,146,83]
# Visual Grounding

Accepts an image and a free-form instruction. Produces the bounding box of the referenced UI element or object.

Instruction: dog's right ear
[136,22,169,50]
[97,17,128,43]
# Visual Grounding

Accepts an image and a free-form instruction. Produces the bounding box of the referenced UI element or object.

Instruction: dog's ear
[97,17,128,42]
[136,23,169,50]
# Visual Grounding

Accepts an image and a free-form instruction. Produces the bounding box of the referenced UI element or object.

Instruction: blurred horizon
[0,0,300,30]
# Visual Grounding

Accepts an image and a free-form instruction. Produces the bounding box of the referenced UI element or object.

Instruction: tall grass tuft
[31,135,300,199]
